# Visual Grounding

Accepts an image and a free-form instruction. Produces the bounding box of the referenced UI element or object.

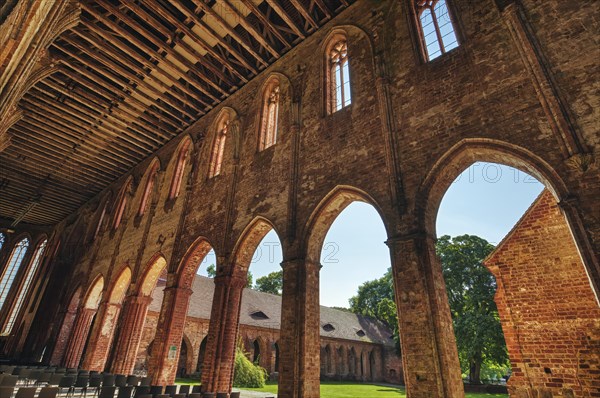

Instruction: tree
[436,234,508,384]
[349,268,395,327]
[254,270,283,295]
[206,264,216,277]
[206,263,253,287]
[349,268,400,353]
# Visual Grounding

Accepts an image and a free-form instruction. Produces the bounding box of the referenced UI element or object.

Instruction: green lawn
[176,379,507,398]
[236,381,507,398]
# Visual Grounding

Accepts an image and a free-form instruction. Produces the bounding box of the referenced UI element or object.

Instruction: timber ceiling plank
[0,0,353,226]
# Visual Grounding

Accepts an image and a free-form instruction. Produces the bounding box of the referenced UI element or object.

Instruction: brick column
[62,308,96,368]
[387,235,464,398]
[81,301,122,371]
[110,295,152,375]
[49,308,77,365]
[147,283,192,385]
[278,259,321,398]
[201,274,245,393]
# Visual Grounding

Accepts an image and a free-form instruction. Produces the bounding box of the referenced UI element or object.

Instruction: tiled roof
[149,275,395,346]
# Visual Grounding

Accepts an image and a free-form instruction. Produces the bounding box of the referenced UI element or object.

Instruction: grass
[176,379,507,398]
[235,381,508,398]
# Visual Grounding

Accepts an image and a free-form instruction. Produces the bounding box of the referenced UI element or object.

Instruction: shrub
[233,346,267,388]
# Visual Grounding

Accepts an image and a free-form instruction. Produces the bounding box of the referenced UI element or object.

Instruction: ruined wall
[485,190,600,398]
[11,0,599,394]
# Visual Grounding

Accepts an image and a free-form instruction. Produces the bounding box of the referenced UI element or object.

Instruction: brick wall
[485,190,600,398]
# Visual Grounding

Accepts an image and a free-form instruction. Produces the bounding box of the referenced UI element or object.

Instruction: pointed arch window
[259,80,280,151]
[209,116,229,178]
[327,37,351,113]
[113,180,131,230]
[1,239,47,335]
[93,200,109,240]
[415,0,459,61]
[0,238,30,311]
[139,162,160,216]
[169,140,191,199]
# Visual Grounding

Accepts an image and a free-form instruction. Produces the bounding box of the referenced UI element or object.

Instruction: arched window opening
[325,345,332,374]
[197,336,208,374]
[253,339,260,364]
[259,80,280,151]
[169,140,191,200]
[209,115,229,178]
[93,201,108,240]
[139,162,160,216]
[273,342,280,372]
[327,38,351,113]
[2,239,47,335]
[113,180,131,230]
[415,0,459,61]
[0,238,30,312]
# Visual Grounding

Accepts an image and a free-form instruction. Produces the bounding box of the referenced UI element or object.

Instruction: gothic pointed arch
[304,186,390,263]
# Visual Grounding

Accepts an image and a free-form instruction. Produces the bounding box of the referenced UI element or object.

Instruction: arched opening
[49,286,82,365]
[178,338,189,377]
[145,238,215,385]
[369,351,376,381]
[229,218,283,385]
[305,187,395,386]
[82,267,131,371]
[196,336,207,374]
[252,339,260,364]
[424,141,600,395]
[69,275,103,368]
[273,342,279,373]
[325,345,332,375]
[348,347,356,377]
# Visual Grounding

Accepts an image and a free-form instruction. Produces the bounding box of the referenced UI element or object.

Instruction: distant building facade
[136,275,403,384]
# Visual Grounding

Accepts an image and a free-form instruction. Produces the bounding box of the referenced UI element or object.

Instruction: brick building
[485,190,600,398]
[134,275,402,384]
[0,0,599,397]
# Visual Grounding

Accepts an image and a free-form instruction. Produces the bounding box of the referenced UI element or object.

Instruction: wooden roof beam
[20,102,137,168]
[55,66,179,137]
[56,38,196,122]
[236,0,291,50]
[116,0,234,94]
[288,0,319,30]
[31,82,157,155]
[79,20,219,105]
[44,76,169,147]
[188,0,275,63]
[54,43,189,125]
[129,0,256,83]
[58,59,182,131]
[264,0,305,39]
[92,0,248,84]
[73,25,213,112]
[7,127,118,186]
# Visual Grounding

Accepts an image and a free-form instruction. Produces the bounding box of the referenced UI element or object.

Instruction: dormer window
[322,323,335,332]
[250,311,269,320]
[356,329,366,337]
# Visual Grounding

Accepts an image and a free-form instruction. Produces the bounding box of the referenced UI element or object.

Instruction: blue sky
[198,162,544,308]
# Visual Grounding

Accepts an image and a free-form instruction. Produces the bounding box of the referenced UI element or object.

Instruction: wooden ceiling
[0,0,354,227]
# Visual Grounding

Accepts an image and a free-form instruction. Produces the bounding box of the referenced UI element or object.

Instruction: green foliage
[254,270,283,295]
[206,264,216,278]
[233,345,267,388]
[246,271,253,288]
[436,234,509,384]
[348,268,400,354]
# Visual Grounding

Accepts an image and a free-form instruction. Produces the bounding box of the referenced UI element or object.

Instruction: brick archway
[49,286,82,365]
[82,266,131,371]
[149,238,215,385]
[111,254,166,375]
